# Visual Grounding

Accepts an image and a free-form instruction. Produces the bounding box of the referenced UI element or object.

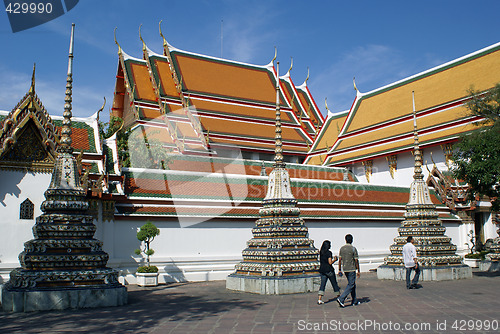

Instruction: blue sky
[1,0,500,121]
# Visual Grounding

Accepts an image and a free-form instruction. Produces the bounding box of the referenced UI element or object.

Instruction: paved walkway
[1,271,499,333]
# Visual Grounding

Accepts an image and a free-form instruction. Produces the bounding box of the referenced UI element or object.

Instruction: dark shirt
[319,250,335,274]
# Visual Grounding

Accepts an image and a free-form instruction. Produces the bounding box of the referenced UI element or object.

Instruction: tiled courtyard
[1,271,499,333]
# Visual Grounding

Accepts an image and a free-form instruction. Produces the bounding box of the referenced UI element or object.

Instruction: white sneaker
[317,300,325,305]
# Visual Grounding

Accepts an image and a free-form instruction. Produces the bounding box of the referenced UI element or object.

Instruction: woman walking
[317,240,341,305]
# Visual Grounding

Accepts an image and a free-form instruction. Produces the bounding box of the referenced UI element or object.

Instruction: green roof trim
[52,119,97,153]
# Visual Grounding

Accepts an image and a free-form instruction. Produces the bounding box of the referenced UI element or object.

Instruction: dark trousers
[318,271,340,295]
[338,271,356,303]
[406,265,420,288]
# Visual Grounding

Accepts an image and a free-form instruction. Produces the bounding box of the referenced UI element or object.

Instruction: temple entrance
[474,212,487,250]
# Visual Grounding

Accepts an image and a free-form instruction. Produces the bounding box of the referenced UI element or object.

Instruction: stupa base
[377,264,472,281]
[479,260,500,272]
[0,285,127,312]
[226,274,320,294]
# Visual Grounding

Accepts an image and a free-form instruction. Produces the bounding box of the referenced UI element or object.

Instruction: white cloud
[220,7,278,63]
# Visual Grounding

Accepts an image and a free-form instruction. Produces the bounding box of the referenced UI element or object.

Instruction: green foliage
[99,116,124,140]
[465,251,490,260]
[136,221,160,242]
[452,84,500,211]
[127,128,173,169]
[99,116,173,169]
[137,265,159,273]
[134,221,160,268]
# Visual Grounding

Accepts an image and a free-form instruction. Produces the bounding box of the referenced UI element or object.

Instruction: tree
[134,221,160,272]
[452,83,500,211]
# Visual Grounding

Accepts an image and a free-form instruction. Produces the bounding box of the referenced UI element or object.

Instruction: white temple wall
[91,218,465,284]
[482,211,498,241]
[0,206,468,284]
[0,170,51,283]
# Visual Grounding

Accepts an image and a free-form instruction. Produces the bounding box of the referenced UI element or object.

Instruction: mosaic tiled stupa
[377,92,472,281]
[226,61,320,294]
[1,24,127,312]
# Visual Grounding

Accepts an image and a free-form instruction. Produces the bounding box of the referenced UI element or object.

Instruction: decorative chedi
[1,24,127,312]
[377,92,471,281]
[482,213,500,271]
[226,61,320,294]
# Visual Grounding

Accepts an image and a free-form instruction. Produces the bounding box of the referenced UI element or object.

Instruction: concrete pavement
[1,270,499,333]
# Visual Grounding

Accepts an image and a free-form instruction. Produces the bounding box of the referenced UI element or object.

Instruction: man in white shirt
[402,236,420,289]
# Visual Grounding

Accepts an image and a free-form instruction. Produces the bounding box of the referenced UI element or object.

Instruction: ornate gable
[0,66,58,172]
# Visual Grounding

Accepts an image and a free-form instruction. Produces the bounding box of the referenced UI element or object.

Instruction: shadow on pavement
[0,283,265,333]
[473,271,500,277]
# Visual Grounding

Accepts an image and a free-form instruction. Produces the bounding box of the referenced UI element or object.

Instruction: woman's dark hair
[320,240,331,255]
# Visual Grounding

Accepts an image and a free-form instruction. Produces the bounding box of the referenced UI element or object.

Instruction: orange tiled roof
[112,40,324,156]
[305,111,348,165]
[324,42,500,165]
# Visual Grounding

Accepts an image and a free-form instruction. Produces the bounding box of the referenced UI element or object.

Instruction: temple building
[0,27,498,287]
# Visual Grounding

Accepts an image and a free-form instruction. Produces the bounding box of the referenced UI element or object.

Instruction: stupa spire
[274,60,284,166]
[227,54,319,294]
[60,23,74,152]
[412,91,423,180]
[377,91,471,282]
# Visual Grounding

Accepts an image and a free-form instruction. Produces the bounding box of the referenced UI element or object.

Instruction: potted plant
[464,250,490,268]
[134,221,160,286]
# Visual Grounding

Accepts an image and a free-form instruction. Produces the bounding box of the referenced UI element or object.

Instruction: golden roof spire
[28,63,36,111]
[270,46,277,64]
[139,24,148,60]
[303,67,310,86]
[286,57,293,76]
[114,27,122,56]
[159,20,167,50]
[29,63,35,95]
[324,97,330,113]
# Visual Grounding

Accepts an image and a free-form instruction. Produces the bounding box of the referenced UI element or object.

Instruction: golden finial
[287,57,293,75]
[271,46,277,64]
[159,20,167,48]
[139,24,147,55]
[304,67,310,85]
[325,97,330,114]
[96,97,106,123]
[425,160,432,174]
[430,151,437,168]
[114,27,122,55]
[290,94,296,111]
[353,77,358,92]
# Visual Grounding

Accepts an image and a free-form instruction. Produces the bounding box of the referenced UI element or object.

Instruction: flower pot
[136,272,159,287]
[463,258,480,268]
